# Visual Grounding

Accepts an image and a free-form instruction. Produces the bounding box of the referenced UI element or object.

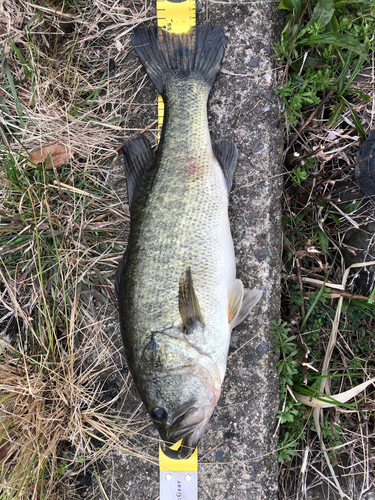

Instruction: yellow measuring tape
[156,2,197,497]
[157,0,196,33]
[159,440,198,499]
[156,0,196,133]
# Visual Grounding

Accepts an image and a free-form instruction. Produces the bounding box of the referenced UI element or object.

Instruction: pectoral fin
[179,268,204,333]
[228,279,262,329]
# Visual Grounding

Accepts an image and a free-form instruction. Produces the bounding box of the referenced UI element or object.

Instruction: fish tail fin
[131,24,225,94]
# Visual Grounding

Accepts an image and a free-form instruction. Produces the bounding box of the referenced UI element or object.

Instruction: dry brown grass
[0,320,157,498]
[0,0,158,498]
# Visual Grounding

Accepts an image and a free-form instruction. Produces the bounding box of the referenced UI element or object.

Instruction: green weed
[271,319,299,394]
[276,0,373,132]
[272,295,375,464]
[278,431,299,464]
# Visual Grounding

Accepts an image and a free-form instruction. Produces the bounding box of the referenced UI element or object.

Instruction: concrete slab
[84,1,284,498]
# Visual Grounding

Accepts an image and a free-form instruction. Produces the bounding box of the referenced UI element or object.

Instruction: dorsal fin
[179,268,204,333]
[213,138,238,192]
[228,279,262,329]
[121,135,154,209]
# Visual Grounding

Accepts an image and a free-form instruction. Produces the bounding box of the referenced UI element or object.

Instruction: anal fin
[228,279,262,329]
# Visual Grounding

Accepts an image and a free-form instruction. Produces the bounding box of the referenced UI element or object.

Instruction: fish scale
[137,86,229,357]
[126,92,232,376]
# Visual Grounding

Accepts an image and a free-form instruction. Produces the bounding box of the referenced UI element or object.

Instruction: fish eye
[150,407,167,421]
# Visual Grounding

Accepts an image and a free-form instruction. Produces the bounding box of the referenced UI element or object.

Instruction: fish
[116,23,262,458]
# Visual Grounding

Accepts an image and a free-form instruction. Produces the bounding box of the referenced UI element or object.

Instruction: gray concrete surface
[85,1,284,498]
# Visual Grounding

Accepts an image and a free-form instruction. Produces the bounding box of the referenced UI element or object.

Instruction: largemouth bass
[116,24,262,458]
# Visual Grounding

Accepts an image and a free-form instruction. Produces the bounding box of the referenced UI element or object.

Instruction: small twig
[100,120,159,162]
[49,181,101,199]
[329,201,360,229]
[227,333,258,360]
[289,145,324,165]
[289,91,335,148]
[272,392,287,438]
[313,155,372,195]
[303,290,371,301]
[24,1,84,20]
[286,383,298,403]
[301,277,345,290]
[221,68,253,77]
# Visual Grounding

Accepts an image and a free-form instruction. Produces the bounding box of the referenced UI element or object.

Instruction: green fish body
[117,24,261,457]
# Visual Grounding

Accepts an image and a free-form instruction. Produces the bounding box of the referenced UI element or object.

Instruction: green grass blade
[317,227,328,254]
[69,71,106,116]
[2,58,24,128]
[298,33,369,61]
[8,37,32,79]
[327,98,345,128]
[368,287,375,305]
[300,270,331,332]
[335,49,353,94]
[340,36,370,96]
[278,0,302,20]
[342,98,366,140]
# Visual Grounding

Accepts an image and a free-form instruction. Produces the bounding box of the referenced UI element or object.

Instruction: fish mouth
[163,430,199,459]
[162,365,222,458]
[150,357,222,459]
[163,407,211,459]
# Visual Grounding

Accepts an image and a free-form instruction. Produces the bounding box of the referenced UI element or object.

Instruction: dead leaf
[27,144,73,169]
[296,376,375,408]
